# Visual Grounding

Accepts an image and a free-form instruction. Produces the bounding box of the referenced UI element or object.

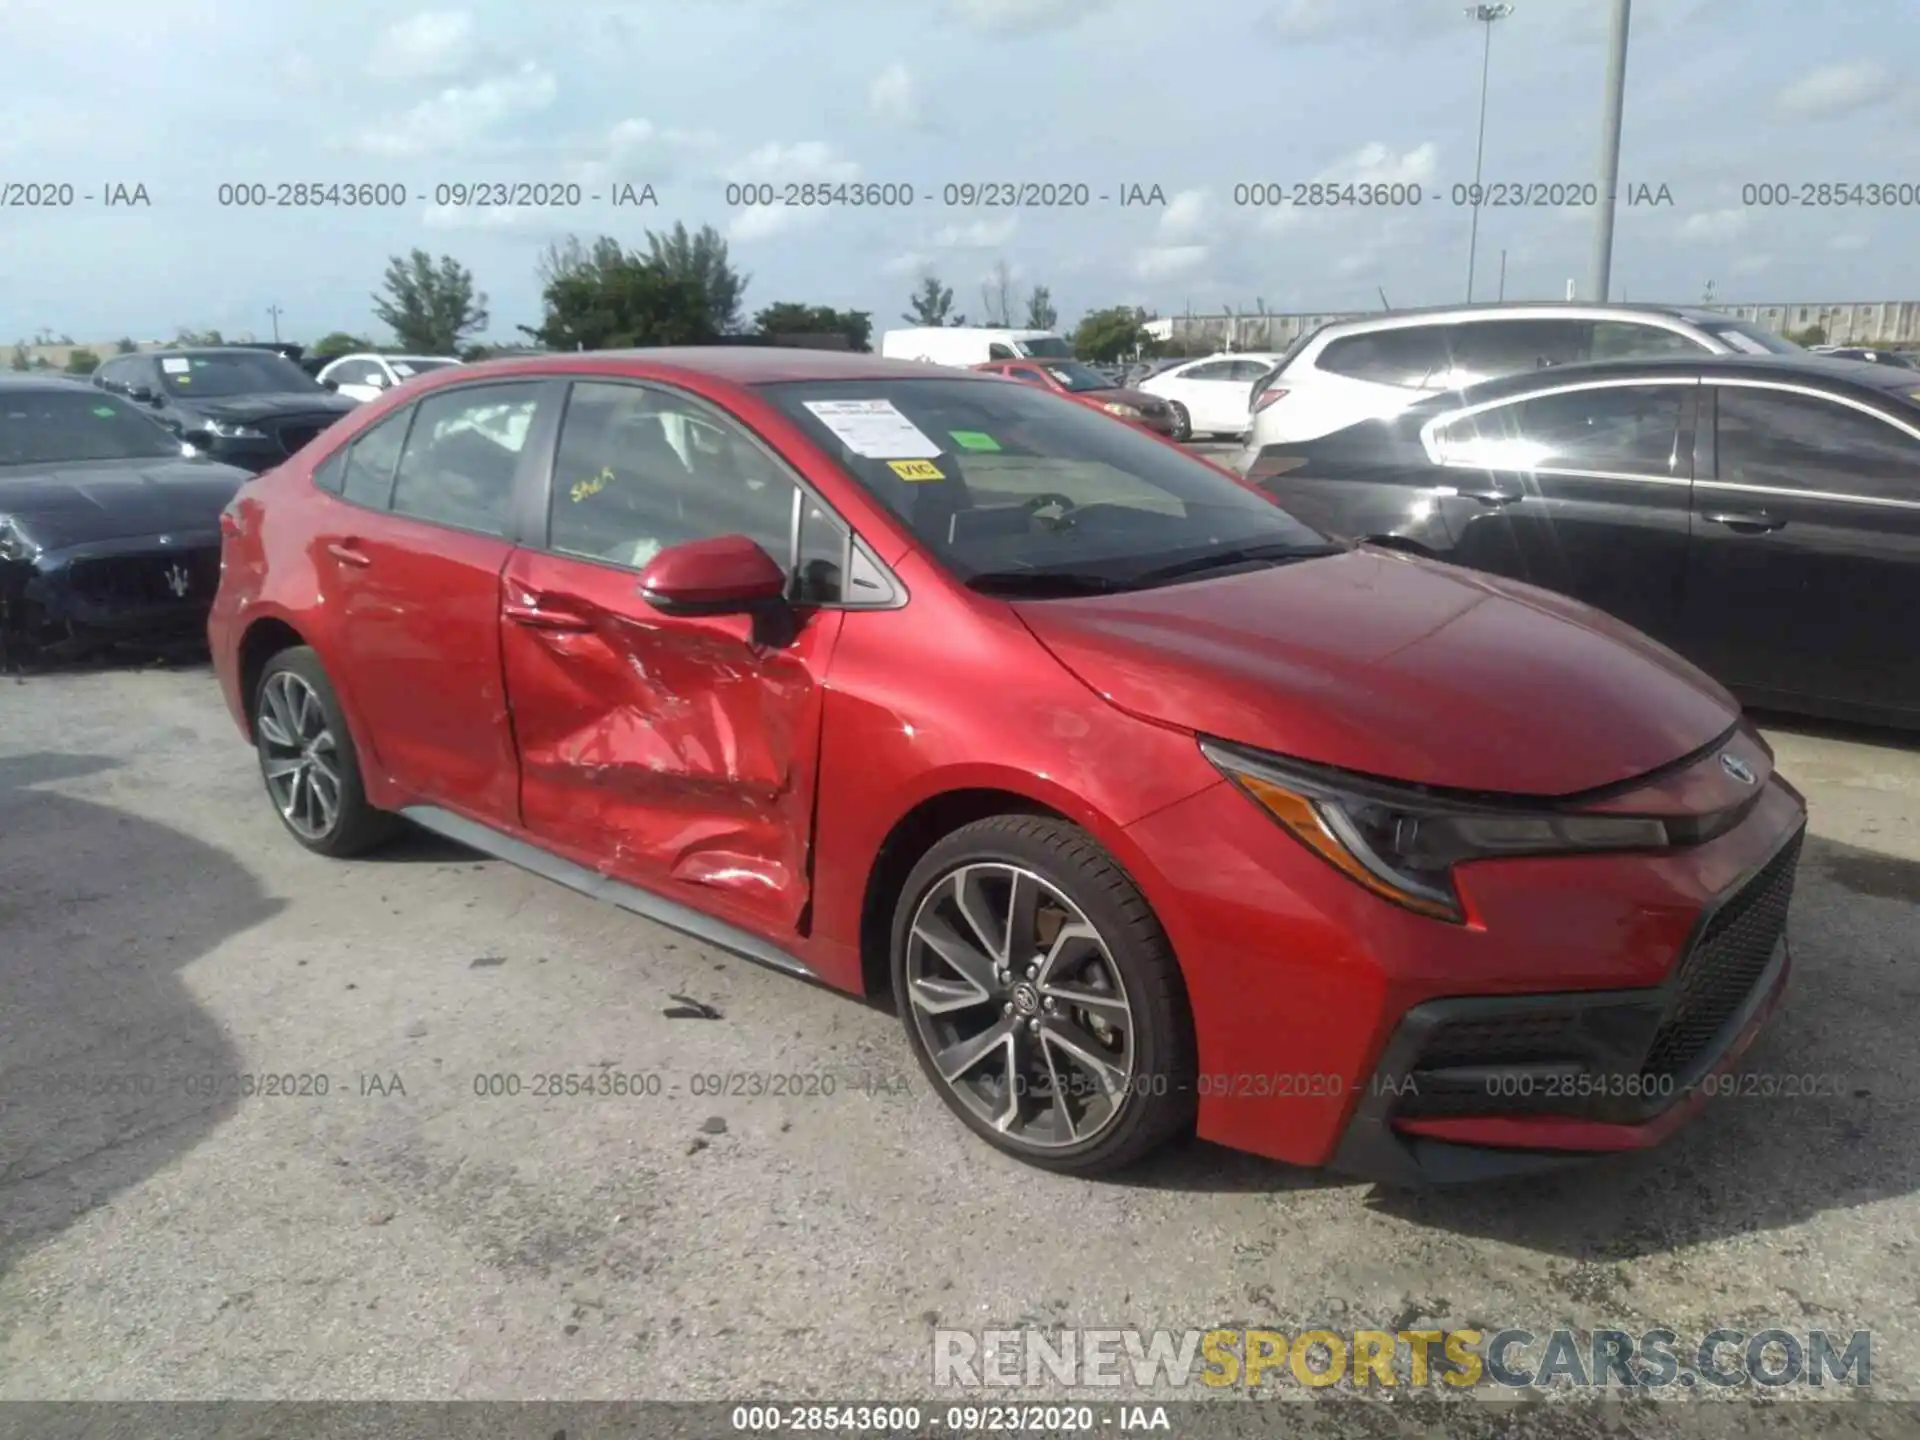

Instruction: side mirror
[365,372,389,389]
[320,378,339,390]
[638,535,788,617]
[128,385,155,403]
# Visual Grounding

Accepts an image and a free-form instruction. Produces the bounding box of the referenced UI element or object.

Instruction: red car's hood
[1013,548,1739,796]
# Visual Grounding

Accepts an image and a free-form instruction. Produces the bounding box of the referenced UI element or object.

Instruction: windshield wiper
[965,569,1127,597]
[1127,541,1344,588]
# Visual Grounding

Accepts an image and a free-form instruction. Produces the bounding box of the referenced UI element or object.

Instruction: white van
[879,327,1073,367]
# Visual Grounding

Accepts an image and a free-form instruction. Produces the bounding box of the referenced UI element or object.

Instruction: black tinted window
[339,410,412,508]
[1437,384,1686,477]
[1317,327,1450,385]
[1590,322,1709,360]
[389,384,540,535]
[549,382,798,571]
[1449,320,1592,377]
[1715,388,1920,502]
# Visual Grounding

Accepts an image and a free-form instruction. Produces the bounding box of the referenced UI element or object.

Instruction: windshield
[758,377,1329,590]
[0,387,182,466]
[1700,320,1800,356]
[157,351,322,397]
[1013,336,1073,358]
[1041,362,1114,393]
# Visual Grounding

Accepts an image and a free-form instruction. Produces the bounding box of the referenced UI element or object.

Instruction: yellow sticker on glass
[571,466,612,502]
[887,458,945,481]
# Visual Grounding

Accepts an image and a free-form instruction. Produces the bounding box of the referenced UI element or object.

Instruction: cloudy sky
[2,0,1915,346]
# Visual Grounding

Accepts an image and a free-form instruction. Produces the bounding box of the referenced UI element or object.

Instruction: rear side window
[1449,319,1592,377]
[389,383,542,536]
[311,448,347,494]
[339,409,413,508]
[1317,326,1451,386]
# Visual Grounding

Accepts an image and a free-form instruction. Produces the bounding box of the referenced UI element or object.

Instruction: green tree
[114,336,138,354]
[312,331,372,359]
[536,235,627,289]
[519,243,716,351]
[373,249,489,354]
[64,348,101,375]
[175,328,224,345]
[1071,306,1154,363]
[980,261,1015,327]
[1024,285,1058,331]
[1784,323,1826,346]
[753,302,873,352]
[902,274,956,326]
[8,342,29,372]
[643,222,748,334]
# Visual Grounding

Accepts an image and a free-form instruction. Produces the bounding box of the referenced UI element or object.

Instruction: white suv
[1236,304,1800,470]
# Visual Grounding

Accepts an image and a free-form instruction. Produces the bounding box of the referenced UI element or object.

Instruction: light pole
[267,304,283,342]
[1587,0,1630,301]
[1463,3,1513,303]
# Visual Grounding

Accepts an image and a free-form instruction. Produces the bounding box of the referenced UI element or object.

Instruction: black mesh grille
[1640,830,1802,1079]
[68,548,220,604]
[1415,1012,1583,1068]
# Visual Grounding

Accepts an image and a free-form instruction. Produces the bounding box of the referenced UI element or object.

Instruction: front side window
[548,382,800,574]
[0,387,181,466]
[1038,363,1111,392]
[757,376,1329,592]
[325,359,380,387]
[1715,387,1920,502]
[1589,322,1709,360]
[388,383,541,535]
[338,409,414,509]
[1435,384,1686,476]
[1175,360,1234,382]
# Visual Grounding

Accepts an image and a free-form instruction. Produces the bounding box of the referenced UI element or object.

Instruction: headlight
[0,514,40,562]
[201,419,266,439]
[1201,737,1670,922]
[1101,402,1142,418]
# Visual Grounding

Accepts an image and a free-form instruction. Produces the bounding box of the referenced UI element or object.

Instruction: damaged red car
[209,348,1807,1183]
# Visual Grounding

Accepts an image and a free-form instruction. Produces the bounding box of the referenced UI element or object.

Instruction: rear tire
[1166,402,1192,443]
[891,815,1197,1175]
[253,646,397,857]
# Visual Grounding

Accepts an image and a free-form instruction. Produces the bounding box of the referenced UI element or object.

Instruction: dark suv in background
[93,348,356,472]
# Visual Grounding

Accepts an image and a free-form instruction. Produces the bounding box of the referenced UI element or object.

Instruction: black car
[91,347,356,473]
[0,375,252,657]
[1817,347,1918,370]
[1246,352,1920,729]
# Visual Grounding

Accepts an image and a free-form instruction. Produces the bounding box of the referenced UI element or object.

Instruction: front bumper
[1121,762,1808,1176]
[8,529,223,636]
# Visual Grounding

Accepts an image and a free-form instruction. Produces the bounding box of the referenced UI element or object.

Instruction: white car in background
[315,352,464,404]
[1235,302,1802,470]
[1134,352,1286,441]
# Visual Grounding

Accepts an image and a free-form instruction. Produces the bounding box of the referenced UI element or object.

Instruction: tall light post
[1463,4,1513,303]
[1587,0,1630,301]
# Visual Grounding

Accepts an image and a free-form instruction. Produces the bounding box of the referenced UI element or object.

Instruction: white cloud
[1258,142,1438,232]
[942,0,1118,36]
[1134,245,1208,279]
[1679,208,1748,242]
[420,202,532,232]
[354,62,557,157]
[723,140,859,184]
[1259,0,1460,45]
[1778,61,1898,119]
[870,62,917,125]
[365,11,477,82]
[1731,253,1772,276]
[1830,233,1869,253]
[932,216,1019,247]
[728,206,803,242]
[1159,189,1208,240]
[884,251,931,276]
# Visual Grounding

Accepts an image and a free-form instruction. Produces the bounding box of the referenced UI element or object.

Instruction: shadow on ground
[1124,836,1920,1259]
[0,750,286,1281]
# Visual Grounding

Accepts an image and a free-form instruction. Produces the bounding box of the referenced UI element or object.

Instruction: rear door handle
[1702,511,1785,534]
[504,599,593,632]
[324,539,371,567]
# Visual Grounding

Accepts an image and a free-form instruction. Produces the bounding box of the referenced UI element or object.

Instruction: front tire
[253,646,396,857]
[891,815,1197,1175]
[1166,401,1192,442]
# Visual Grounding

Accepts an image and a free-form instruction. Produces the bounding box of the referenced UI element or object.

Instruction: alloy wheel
[257,670,343,841]
[904,862,1138,1149]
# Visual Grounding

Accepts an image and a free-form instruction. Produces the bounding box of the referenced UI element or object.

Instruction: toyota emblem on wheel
[1720,752,1757,785]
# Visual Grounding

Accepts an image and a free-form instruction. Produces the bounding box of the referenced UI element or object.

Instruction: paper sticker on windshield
[391,363,416,377]
[949,430,1000,452]
[802,399,941,458]
[887,458,944,481]
[161,358,191,373]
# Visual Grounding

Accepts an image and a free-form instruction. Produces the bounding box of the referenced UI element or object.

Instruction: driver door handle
[1703,510,1786,534]
[504,598,593,632]
[325,540,371,567]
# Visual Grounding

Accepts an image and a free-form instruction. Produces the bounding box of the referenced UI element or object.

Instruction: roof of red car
[465,346,982,385]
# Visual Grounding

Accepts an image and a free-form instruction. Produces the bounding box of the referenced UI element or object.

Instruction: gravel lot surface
[1,652,1916,1415]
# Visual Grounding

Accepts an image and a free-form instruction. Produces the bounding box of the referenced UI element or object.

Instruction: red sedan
[972,357,1180,437]
[209,348,1806,1182]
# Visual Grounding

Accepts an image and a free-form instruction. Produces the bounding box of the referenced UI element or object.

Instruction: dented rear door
[499,546,842,939]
